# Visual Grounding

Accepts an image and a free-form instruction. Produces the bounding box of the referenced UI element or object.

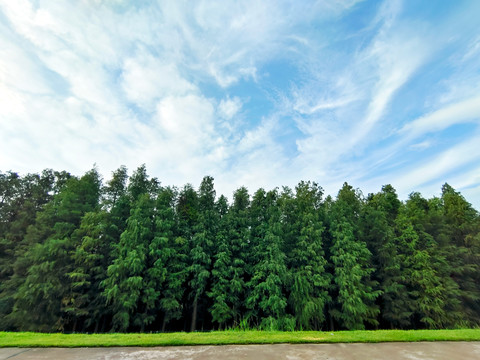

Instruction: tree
[0,170,55,327]
[283,181,330,330]
[398,192,463,328]
[1,166,479,332]
[67,210,114,332]
[361,185,412,328]
[328,183,380,330]
[440,184,480,325]
[188,176,218,331]
[102,193,155,331]
[246,189,290,330]
[208,195,232,329]
[209,188,250,329]
[7,169,102,331]
[153,186,186,332]
[394,211,450,328]
[127,165,159,202]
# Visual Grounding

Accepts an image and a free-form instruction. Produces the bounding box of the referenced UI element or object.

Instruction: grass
[1,329,480,347]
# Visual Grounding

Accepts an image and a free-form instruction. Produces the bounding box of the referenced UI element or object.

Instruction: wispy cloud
[392,133,480,194]
[399,95,480,139]
[0,0,479,209]
[293,1,433,176]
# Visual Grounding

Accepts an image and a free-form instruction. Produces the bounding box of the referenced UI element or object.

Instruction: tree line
[0,165,479,332]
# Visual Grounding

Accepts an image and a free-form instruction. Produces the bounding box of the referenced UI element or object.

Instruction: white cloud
[292,74,360,115]
[218,97,242,120]
[293,3,433,179]
[409,140,432,151]
[237,117,277,153]
[156,94,215,147]
[0,34,52,96]
[462,35,480,62]
[381,134,480,195]
[399,95,480,139]
[121,51,196,109]
[1,0,479,209]
[348,24,432,147]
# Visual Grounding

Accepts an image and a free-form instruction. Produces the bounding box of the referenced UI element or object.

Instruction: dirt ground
[1,342,480,360]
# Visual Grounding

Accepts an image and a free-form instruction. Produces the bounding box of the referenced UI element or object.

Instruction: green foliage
[361,185,412,328]
[246,190,288,328]
[1,167,479,333]
[188,176,217,331]
[102,193,155,331]
[154,187,186,330]
[282,182,330,330]
[328,183,380,330]
[4,170,101,331]
[209,189,249,329]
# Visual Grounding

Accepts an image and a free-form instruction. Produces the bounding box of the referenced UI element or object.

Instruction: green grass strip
[1,329,480,347]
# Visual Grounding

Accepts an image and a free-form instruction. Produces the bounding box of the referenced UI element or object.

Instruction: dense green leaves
[0,167,479,332]
[2,169,101,331]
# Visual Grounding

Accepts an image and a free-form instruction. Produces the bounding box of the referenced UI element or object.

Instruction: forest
[0,165,479,333]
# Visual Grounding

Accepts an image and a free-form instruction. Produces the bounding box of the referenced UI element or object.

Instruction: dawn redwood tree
[246,189,289,330]
[127,165,159,203]
[223,187,250,327]
[67,210,113,332]
[0,170,55,327]
[176,184,198,242]
[246,188,268,269]
[244,188,268,324]
[208,195,231,329]
[0,172,22,241]
[209,188,250,329]
[7,169,101,331]
[103,166,129,209]
[102,193,155,331]
[65,166,132,332]
[394,210,450,328]
[0,171,23,326]
[102,166,131,247]
[245,187,275,295]
[139,188,178,332]
[175,184,198,329]
[440,184,480,325]
[328,183,380,330]
[102,164,159,331]
[1,164,480,332]
[152,186,186,332]
[361,185,412,328]
[290,182,330,330]
[188,176,217,331]
[398,192,463,328]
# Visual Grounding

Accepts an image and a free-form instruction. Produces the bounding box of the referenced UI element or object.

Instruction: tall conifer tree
[283,181,330,330]
[329,183,380,330]
[189,176,217,331]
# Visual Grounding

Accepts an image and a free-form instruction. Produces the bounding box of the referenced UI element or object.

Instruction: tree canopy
[1,166,479,332]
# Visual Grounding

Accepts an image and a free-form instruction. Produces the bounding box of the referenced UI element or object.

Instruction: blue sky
[1,0,480,208]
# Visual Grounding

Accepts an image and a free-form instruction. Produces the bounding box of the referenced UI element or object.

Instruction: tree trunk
[161,316,167,333]
[190,296,198,332]
[328,306,334,331]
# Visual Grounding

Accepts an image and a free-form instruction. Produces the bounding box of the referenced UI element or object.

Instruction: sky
[1,0,480,209]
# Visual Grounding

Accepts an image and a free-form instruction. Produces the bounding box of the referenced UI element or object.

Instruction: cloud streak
[1,0,479,209]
